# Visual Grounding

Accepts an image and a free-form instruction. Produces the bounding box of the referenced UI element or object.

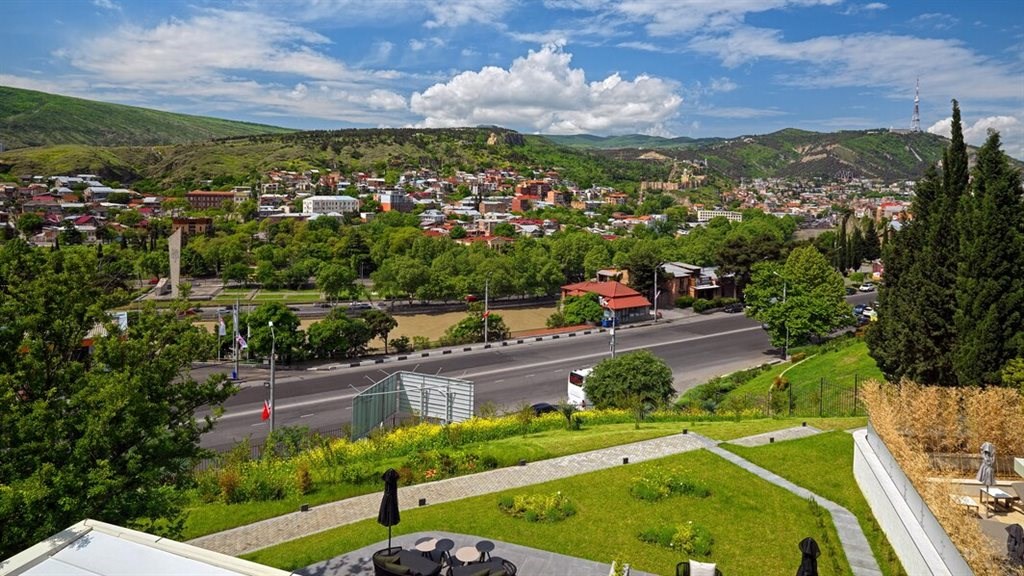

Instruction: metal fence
[727,374,867,418]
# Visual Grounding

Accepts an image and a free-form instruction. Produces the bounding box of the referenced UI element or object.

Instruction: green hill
[544,133,723,149]
[0,86,295,149]
[604,128,954,181]
[0,128,672,192]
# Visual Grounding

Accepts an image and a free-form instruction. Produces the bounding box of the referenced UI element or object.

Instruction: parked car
[531,402,559,416]
[723,302,745,313]
[347,302,372,311]
[464,294,479,302]
[853,304,866,316]
[858,282,876,292]
[845,286,856,295]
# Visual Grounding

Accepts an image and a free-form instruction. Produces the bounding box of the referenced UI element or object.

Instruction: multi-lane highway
[199,293,877,452]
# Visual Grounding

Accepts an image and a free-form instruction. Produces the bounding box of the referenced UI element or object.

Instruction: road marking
[460,325,762,380]
[217,391,361,421]
[494,379,504,383]
[300,413,315,418]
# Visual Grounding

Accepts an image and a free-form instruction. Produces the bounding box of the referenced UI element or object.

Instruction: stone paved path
[188,433,709,556]
[727,424,821,447]
[189,426,882,576]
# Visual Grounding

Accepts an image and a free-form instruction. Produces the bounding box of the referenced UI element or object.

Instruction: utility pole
[652,262,662,322]
[610,325,616,358]
[483,276,490,345]
[232,299,239,380]
[772,271,790,360]
[268,320,276,434]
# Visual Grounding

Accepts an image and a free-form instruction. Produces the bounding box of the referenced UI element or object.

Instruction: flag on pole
[236,334,248,350]
[261,400,271,421]
[217,313,226,337]
[232,305,239,336]
[482,310,490,318]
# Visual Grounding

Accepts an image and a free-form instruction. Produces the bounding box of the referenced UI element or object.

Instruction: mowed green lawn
[723,431,906,576]
[728,340,884,399]
[184,418,865,539]
[243,449,851,576]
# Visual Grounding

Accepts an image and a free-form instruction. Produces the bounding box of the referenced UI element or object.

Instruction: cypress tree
[868,167,942,382]
[863,218,881,261]
[849,225,865,271]
[953,131,1024,386]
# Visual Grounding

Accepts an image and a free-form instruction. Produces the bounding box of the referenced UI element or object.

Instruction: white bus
[567,367,594,408]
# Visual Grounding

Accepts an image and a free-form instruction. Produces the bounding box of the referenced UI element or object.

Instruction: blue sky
[2,0,1022,157]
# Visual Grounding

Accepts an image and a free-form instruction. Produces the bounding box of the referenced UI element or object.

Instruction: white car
[858,282,876,292]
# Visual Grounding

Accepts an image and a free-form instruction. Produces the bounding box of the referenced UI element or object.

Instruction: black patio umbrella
[378,468,401,549]
[796,537,820,576]
[1008,523,1024,567]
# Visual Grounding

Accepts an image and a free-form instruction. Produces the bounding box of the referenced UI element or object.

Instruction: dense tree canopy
[0,241,234,557]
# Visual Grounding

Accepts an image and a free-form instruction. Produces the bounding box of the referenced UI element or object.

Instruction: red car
[464,294,479,302]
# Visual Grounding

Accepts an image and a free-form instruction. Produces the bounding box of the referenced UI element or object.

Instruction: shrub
[391,336,412,354]
[789,351,807,362]
[218,468,242,503]
[675,295,695,309]
[637,522,713,556]
[480,455,499,470]
[411,336,432,351]
[497,491,577,522]
[546,311,567,328]
[630,467,711,501]
[692,298,713,313]
[295,461,313,495]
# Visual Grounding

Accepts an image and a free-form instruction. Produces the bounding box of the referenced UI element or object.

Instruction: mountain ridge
[0,86,295,149]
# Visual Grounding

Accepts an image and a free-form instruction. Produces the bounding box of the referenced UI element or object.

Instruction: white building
[696,209,743,223]
[302,195,360,214]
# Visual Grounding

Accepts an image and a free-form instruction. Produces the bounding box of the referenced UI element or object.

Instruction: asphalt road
[198,291,877,452]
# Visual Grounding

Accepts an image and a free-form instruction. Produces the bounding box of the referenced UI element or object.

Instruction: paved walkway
[727,424,821,447]
[298,531,658,576]
[189,426,882,576]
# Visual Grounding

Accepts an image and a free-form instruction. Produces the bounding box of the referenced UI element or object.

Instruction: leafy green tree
[449,225,467,239]
[306,311,372,359]
[244,303,304,364]
[715,220,785,293]
[0,242,234,557]
[15,213,43,236]
[440,310,510,345]
[953,131,1024,386]
[316,262,356,303]
[493,222,517,237]
[582,350,675,409]
[361,309,399,354]
[560,293,604,325]
[745,246,852,352]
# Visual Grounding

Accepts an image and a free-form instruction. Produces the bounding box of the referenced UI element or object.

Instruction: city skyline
[1,0,1022,157]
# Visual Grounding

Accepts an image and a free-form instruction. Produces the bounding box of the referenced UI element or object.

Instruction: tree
[449,225,467,239]
[862,218,881,261]
[362,309,399,354]
[0,242,234,557]
[244,303,304,364]
[306,311,372,359]
[560,293,604,325]
[582,350,675,410]
[316,262,356,303]
[953,131,1024,386]
[744,246,852,352]
[15,213,43,236]
[493,222,517,238]
[440,310,510,345]
[715,221,785,293]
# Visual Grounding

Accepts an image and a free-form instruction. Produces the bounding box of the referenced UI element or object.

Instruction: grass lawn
[722,431,906,576]
[242,449,851,576]
[685,417,867,441]
[184,423,681,539]
[724,338,884,405]
[248,289,322,303]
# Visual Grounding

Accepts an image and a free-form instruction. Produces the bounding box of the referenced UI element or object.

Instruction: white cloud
[688,28,1023,102]
[928,114,1023,159]
[696,106,784,119]
[910,13,959,30]
[842,2,887,15]
[709,77,738,93]
[409,43,682,134]
[92,0,121,10]
[423,0,515,28]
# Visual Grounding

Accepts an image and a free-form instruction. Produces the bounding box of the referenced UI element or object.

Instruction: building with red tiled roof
[561,280,651,325]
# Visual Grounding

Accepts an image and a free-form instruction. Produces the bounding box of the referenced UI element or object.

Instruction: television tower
[911,78,921,132]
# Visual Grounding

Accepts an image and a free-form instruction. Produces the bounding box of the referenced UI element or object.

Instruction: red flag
[482,310,490,318]
[261,400,271,421]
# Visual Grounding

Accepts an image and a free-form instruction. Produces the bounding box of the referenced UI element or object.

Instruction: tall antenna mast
[911,78,921,132]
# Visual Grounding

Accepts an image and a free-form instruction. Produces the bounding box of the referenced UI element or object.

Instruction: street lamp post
[652,262,665,322]
[771,271,790,360]
[268,320,276,434]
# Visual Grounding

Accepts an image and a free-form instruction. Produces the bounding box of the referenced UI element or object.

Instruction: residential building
[172,217,213,237]
[379,191,414,212]
[657,262,736,306]
[561,280,651,325]
[185,190,236,210]
[697,209,743,223]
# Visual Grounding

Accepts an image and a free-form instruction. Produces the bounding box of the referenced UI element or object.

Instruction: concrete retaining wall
[852,424,971,576]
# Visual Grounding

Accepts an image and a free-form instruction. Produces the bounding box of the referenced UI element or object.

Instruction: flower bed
[497,491,577,522]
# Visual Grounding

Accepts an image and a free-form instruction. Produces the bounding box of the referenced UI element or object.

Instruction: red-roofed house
[561,280,651,325]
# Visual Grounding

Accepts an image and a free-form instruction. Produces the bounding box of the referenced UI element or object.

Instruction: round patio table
[475,540,495,561]
[454,546,481,564]
[414,537,437,557]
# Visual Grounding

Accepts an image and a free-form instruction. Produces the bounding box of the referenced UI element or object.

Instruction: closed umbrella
[1008,524,1024,567]
[976,442,995,487]
[796,537,820,576]
[378,468,401,549]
